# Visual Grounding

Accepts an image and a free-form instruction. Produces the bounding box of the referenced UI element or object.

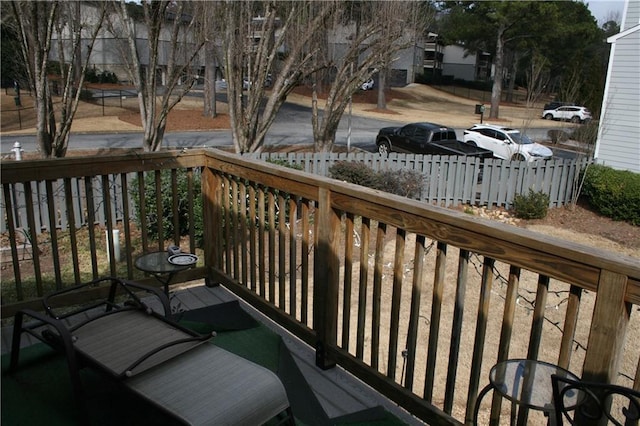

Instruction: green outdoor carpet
[2,302,408,425]
[174,300,260,332]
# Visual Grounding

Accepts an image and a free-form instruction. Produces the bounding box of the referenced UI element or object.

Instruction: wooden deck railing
[2,149,639,426]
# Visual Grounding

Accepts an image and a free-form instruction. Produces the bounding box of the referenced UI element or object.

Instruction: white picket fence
[1,152,589,235]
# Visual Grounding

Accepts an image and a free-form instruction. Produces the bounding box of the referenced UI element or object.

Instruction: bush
[570,122,599,146]
[329,161,423,199]
[131,169,204,247]
[581,164,640,225]
[329,161,379,188]
[78,88,94,101]
[511,189,550,219]
[547,129,570,144]
[375,169,424,198]
[85,68,119,84]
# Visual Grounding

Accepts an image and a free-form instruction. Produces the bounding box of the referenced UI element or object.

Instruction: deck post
[202,166,222,286]
[313,187,340,370]
[578,270,630,426]
[581,269,630,384]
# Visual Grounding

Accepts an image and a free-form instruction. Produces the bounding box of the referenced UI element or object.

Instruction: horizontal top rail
[0,150,206,183]
[203,149,640,302]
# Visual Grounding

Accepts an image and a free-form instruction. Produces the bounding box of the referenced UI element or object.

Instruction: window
[415,128,429,139]
[495,131,507,141]
[479,129,495,138]
[400,126,415,137]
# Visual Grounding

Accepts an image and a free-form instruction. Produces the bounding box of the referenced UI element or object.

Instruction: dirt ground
[1,85,638,257]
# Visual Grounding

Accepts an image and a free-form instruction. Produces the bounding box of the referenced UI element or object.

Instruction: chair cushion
[71,309,206,377]
[126,343,290,425]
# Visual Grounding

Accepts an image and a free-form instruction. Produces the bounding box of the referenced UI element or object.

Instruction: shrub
[547,129,570,144]
[511,189,550,219]
[581,164,640,225]
[570,122,598,146]
[329,161,379,188]
[78,88,94,101]
[85,68,119,84]
[375,169,424,198]
[131,169,204,247]
[329,161,423,199]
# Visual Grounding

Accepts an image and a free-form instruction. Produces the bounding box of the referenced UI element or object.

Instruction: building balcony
[2,149,639,425]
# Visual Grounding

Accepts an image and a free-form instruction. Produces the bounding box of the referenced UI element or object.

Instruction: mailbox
[475,104,485,114]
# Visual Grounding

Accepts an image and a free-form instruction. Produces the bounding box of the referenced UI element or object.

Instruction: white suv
[542,106,592,123]
[463,124,553,162]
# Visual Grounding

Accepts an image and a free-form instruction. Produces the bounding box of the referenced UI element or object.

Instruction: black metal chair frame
[9,277,211,423]
[551,373,640,426]
[9,277,295,425]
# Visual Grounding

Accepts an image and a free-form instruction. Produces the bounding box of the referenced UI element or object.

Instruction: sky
[584,0,626,25]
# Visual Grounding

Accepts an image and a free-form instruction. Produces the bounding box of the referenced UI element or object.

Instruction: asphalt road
[1,94,578,159]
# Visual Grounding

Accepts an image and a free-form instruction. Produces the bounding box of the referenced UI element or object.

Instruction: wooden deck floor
[1,282,425,425]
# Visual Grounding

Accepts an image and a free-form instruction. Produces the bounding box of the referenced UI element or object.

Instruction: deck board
[1,282,424,425]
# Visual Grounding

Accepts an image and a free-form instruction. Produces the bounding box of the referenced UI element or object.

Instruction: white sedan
[463,124,553,162]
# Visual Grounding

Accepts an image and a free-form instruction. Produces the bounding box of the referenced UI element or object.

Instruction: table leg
[152,272,175,296]
[474,383,495,425]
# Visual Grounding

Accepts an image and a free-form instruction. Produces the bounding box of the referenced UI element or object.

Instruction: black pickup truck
[376,122,493,158]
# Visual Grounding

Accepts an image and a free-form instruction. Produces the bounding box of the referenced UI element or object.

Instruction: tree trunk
[377,68,387,110]
[489,27,506,119]
[506,50,518,103]
[203,41,217,118]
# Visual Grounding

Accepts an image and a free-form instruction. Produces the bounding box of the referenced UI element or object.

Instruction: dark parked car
[376,122,493,158]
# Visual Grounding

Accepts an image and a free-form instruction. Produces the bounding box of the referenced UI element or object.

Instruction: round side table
[135,251,196,296]
[474,359,580,425]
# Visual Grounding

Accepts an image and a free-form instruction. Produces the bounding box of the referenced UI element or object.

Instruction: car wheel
[570,116,580,123]
[511,153,526,161]
[378,141,390,156]
[466,140,478,147]
[544,114,554,120]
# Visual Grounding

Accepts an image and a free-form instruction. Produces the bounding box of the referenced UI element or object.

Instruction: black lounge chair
[9,277,294,425]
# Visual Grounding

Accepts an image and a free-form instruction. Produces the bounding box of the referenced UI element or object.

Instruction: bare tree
[520,50,549,132]
[222,1,337,154]
[202,2,225,118]
[310,1,427,152]
[110,0,206,152]
[9,1,106,158]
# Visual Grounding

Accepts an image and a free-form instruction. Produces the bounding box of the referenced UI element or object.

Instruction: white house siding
[622,0,640,31]
[595,1,640,172]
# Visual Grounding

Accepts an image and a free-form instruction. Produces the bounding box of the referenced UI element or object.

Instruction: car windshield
[509,131,533,145]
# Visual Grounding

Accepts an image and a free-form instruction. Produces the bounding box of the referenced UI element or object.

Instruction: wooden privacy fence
[251,152,589,208]
[1,153,587,237]
[1,174,130,236]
